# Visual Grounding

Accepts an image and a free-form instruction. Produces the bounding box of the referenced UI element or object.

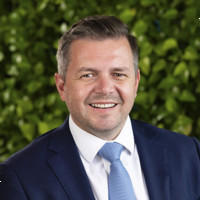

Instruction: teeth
[90,104,116,109]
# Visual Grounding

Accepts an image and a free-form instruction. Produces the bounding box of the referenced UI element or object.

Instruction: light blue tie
[98,142,136,200]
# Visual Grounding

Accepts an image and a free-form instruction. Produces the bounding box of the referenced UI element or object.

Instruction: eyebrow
[110,66,131,72]
[77,67,99,73]
[77,66,130,73]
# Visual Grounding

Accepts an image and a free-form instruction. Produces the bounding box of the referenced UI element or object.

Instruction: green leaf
[34,62,44,75]
[17,98,34,114]
[19,122,35,142]
[183,46,198,60]
[140,42,153,58]
[2,90,11,103]
[189,62,199,78]
[165,97,178,112]
[38,121,50,134]
[27,81,43,94]
[7,65,19,76]
[179,90,196,102]
[37,0,50,11]
[0,51,4,61]
[152,59,166,72]
[162,38,178,52]
[119,9,136,23]
[139,57,151,76]
[185,8,197,19]
[133,20,148,36]
[141,0,156,6]
[135,91,149,105]
[158,76,177,89]
[162,9,178,19]
[46,93,57,106]
[148,88,157,104]
[172,115,193,135]
[5,77,16,88]
[154,43,165,56]
[185,0,197,6]
[173,62,187,76]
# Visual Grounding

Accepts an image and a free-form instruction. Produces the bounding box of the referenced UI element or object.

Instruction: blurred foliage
[0,0,200,162]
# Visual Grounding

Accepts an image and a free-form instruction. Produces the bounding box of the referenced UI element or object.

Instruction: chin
[90,123,120,134]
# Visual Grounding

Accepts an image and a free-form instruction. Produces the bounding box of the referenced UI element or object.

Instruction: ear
[55,73,66,101]
[134,69,140,97]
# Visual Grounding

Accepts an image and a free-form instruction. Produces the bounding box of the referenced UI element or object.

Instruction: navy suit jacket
[1,118,200,200]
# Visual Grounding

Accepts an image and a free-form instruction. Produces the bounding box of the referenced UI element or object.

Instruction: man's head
[55,16,140,140]
[56,15,138,81]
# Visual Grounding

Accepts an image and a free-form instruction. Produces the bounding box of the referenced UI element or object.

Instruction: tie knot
[98,142,124,163]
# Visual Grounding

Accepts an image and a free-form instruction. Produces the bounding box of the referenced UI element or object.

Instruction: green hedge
[0,0,200,162]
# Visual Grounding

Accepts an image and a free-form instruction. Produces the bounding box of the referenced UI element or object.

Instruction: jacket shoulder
[131,119,200,152]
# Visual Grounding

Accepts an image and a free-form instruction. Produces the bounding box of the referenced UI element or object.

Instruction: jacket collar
[132,120,170,200]
[47,118,95,200]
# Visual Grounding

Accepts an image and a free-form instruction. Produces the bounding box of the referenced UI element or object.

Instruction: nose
[94,75,114,95]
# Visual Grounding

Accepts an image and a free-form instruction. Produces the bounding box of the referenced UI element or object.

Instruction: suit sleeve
[0,163,28,200]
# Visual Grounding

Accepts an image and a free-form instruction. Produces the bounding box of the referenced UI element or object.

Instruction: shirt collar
[69,116,135,163]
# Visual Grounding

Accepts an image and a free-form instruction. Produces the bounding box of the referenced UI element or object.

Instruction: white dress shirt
[69,116,149,200]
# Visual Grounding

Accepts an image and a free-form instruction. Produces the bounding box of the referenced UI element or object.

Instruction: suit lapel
[132,120,170,200]
[47,119,95,200]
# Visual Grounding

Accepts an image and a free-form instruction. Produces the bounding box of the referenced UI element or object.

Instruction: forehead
[71,37,130,49]
[69,37,133,62]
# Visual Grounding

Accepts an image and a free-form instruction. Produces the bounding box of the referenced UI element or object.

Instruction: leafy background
[0,0,200,162]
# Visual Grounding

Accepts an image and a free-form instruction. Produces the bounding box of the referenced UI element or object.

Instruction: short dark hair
[56,15,138,80]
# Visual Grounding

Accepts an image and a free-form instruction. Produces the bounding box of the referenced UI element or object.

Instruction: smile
[90,103,116,109]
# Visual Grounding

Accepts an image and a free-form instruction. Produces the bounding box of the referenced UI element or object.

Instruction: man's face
[55,37,140,140]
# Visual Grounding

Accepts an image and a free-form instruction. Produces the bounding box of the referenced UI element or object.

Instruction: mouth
[89,103,117,109]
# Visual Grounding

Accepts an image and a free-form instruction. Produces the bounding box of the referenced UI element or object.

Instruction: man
[0,16,200,200]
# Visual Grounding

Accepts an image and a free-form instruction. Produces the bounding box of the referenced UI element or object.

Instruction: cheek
[65,83,91,107]
[120,83,136,100]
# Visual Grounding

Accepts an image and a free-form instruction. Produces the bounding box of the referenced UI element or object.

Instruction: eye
[80,73,97,81]
[113,73,124,77]
[113,73,127,79]
[81,73,93,78]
